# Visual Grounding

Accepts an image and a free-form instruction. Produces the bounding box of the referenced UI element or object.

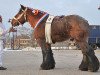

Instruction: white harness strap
[45,15,54,44]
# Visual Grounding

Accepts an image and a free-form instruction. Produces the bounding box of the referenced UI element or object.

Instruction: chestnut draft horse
[11,5,99,72]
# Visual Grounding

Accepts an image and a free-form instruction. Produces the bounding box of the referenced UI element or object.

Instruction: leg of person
[0,40,7,70]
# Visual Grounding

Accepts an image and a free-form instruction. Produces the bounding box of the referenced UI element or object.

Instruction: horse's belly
[52,35,69,43]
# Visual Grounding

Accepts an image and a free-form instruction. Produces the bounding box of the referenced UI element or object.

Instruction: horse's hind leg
[37,39,55,70]
[76,40,99,72]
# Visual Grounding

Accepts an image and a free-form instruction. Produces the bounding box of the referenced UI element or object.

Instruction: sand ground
[0,48,100,75]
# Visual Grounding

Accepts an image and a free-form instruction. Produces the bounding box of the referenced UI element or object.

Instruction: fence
[5,38,78,50]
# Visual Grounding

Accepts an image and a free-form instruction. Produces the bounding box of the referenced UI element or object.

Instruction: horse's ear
[20,4,26,10]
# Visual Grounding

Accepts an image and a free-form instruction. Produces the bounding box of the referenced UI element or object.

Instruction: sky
[0,0,100,29]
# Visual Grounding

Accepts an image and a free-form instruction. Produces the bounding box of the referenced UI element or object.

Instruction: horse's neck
[27,16,39,28]
[27,13,46,28]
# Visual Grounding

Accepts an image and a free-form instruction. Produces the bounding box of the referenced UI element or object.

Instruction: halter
[13,7,28,25]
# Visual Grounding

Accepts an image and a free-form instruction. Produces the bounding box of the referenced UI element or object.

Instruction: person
[0,15,14,70]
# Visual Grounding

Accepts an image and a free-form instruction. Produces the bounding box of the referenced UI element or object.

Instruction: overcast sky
[0,0,100,29]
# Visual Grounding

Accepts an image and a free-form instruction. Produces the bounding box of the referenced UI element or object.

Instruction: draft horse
[11,5,99,72]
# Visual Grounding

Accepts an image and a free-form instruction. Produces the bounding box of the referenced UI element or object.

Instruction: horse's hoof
[88,67,98,72]
[40,62,55,70]
[88,64,99,72]
[79,68,88,71]
[79,60,88,71]
[87,55,100,72]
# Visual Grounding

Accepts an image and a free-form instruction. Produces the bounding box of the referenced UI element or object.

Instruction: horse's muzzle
[10,19,19,27]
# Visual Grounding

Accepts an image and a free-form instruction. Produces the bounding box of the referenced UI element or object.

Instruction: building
[5,35,31,49]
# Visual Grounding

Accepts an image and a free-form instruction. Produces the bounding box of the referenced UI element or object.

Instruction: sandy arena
[0,48,100,75]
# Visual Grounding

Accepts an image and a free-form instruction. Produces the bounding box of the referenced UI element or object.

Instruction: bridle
[13,7,28,25]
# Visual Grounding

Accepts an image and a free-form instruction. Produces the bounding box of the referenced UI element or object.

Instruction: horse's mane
[28,7,46,14]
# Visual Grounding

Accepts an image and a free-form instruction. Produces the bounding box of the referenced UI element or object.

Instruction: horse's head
[11,5,28,27]
[11,5,47,27]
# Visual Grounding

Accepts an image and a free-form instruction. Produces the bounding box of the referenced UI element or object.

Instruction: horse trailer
[88,25,100,49]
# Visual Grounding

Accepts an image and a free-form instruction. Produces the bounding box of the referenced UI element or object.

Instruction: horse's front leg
[77,41,99,72]
[37,39,55,70]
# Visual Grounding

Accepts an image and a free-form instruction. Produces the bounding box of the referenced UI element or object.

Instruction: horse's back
[52,15,89,32]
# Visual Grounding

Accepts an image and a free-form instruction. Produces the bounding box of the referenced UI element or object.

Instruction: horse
[10,5,99,72]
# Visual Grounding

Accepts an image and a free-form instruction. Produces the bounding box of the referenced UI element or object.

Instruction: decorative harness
[33,13,49,30]
[45,15,54,44]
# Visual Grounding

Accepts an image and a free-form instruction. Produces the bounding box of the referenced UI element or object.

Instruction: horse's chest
[51,33,69,43]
